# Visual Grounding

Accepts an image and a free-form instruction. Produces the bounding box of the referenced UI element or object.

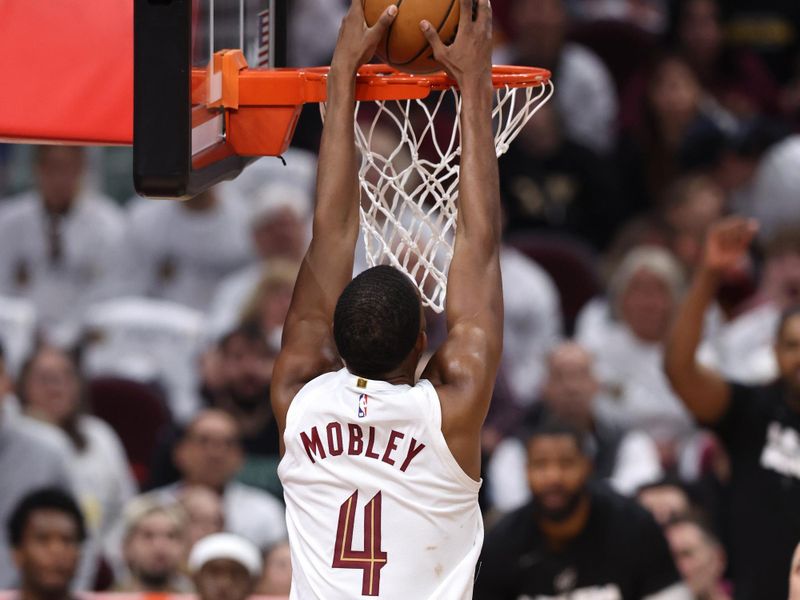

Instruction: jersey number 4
[332,490,387,596]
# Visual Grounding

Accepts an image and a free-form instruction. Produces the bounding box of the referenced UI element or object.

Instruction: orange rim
[192,62,551,107]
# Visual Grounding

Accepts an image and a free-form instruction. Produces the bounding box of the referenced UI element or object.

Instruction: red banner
[0,0,133,144]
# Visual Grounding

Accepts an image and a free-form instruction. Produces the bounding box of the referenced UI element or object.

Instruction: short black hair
[333,266,421,379]
[525,418,592,457]
[7,488,87,548]
[777,305,800,341]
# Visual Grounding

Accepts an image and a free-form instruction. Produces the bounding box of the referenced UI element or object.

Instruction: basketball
[363,0,460,74]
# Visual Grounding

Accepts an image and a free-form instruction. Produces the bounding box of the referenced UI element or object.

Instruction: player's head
[333,266,425,380]
[8,488,86,597]
[525,420,592,523]
[775,305,800,398]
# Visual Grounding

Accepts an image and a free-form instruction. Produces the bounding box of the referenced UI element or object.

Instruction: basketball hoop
[324,65,554,312]
[192,55,553,310]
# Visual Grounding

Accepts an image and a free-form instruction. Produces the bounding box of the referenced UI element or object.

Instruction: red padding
[0,0,133,145]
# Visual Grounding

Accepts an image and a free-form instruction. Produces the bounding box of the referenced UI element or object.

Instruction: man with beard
[7,488,86,600]
[117,497,192,593]
[475,421,687,600]
[148,322,281,495]
[146,410,286,552]
[211,321,281,495]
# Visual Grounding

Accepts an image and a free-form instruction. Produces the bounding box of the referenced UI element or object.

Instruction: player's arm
[271,1,397,436]
[664,217,757,424]
[419,0,501,480]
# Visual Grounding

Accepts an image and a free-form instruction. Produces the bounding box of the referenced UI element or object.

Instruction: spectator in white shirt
[488,341,663,512]
[118,186,253,312]
[208,181,310,340]
[499,246,563,407]
[0,146,125,346]
[577,246,701,475]
[148,409,286,551]
[497,0,618,154]
[17,345,136,585]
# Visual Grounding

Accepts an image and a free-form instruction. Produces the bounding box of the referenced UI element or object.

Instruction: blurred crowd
[1,0,800,598]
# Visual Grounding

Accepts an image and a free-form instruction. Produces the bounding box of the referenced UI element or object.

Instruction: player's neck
[537,493,591,547]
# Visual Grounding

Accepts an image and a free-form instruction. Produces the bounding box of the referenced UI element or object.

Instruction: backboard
[134,0,287,198]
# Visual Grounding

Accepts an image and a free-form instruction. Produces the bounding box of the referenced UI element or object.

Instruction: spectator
[698,224,800,384]
[500,0,618,155]
[116,497,192,593]
[669,0,779,118]
[188,533,263,600]
[208,181,310,340]
[665,514,732,600]
[257,540,292,597]
[659,174,726,274]
[0,146,125,346]
[577,246,699,475]
[118,185,253,312]
[149,409,286,551]
[7,488,86,600]
[665,216,800,599]
[238,260,301,353]
[566,0,667,33]
[498,103,622,250]
[636,478,692,527]
[0,376,73,587]
[178,485,225,550]
[17,345,136,579]
[150,322,282,495]
[498,244,563,408]
[618,53,733,215]
[488,341,663,511]
[475,421,687,599]
[733,135,800,242]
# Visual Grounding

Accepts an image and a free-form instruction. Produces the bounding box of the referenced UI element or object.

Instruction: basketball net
[322,76,554,312]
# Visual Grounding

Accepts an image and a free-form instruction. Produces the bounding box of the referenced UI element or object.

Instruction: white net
[321,77,554,312]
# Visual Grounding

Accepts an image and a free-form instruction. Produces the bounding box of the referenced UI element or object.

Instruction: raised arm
[664,217,757,424]
[419,0,502,479]
[271,2,397,435]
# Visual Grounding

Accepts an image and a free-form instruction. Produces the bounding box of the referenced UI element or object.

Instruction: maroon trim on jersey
[332,490,388,596]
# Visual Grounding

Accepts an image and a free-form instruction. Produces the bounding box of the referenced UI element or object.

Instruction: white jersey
[278,368,483,599]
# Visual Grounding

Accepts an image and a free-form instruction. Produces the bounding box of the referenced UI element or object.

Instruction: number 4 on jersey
[332,490,388,596]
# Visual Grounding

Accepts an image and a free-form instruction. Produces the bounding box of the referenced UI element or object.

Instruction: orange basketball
[363,0,460,74]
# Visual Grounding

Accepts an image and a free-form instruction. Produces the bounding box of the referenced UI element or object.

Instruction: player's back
[278,368,483,599]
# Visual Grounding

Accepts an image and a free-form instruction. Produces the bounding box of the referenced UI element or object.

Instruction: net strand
[321,79,554,312]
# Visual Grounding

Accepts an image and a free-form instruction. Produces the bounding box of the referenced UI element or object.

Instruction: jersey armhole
[417,379,482,492]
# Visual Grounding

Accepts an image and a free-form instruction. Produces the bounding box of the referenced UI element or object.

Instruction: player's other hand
[420,0,493,89]
[332,0,397,76]
[701,216,758,276]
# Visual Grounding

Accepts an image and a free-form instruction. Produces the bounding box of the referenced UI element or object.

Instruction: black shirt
[475,484,681,600]
[713,381,800,600]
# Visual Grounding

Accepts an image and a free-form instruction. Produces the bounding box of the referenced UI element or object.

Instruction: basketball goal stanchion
[197,53,553,310]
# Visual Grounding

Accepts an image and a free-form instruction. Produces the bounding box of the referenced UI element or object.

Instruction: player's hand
[790,543,800,600]
[420,0,493,89]
[701,216,758,276]
[331,0,397,77]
